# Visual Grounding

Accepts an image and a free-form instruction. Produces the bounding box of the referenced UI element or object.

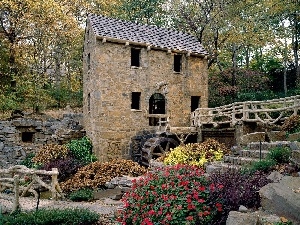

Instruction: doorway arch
[149,93,166,126]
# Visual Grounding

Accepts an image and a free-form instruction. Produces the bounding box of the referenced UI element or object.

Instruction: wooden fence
[0,165,63,212]
[191,95,300,128]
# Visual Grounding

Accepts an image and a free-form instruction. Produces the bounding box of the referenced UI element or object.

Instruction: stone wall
[0,114,85,168]
[83,22,208,162]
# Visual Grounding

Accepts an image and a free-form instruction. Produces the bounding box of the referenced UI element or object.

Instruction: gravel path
[0,193,122,215]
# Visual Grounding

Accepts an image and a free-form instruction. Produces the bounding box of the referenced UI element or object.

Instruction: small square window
[87,53,91,70]
[22,132,34,143]
[131,48,140,67]
[131,92,141,110]
[87,93,91,112]
[174,55,182,72]
[191,96,200,112]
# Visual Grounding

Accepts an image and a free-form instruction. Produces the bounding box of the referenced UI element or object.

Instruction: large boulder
[259,176,300,223]
[226,211,258,225]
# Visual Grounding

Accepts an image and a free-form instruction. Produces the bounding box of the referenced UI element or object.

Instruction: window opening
[191,96,200,112]
[131,48,140,67]
[131,92,141,110]
[87,53,91,70]
[88,93,91,112]
[22,132,34,143]
[174,54,182,72]
[149,93,166,126]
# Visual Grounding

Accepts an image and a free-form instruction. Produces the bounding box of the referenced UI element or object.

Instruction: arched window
[149,93,165,126]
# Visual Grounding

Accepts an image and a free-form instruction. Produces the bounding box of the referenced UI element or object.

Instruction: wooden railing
[0,165,63,212]
[191,95,300,128]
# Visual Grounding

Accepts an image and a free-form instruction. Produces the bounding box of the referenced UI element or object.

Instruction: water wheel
[141,136,179,167]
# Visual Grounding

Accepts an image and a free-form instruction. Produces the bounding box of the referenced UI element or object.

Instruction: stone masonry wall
[83,22,208,162]
[0,114,85,169]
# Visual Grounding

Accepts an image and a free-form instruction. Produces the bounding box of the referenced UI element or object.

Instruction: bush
[1,208,99,225]
[68,188,94,202]
[267,146,291,164]
[282,115,300,135]
[66,136,96,164]
[41,157,83,182]
[164,139,230,167]
[32,144,69,165]
[20,153,36,168]
[208,170,271,224]
[117,164,223,225]
[246,159,276,174]
[61,159,147,192]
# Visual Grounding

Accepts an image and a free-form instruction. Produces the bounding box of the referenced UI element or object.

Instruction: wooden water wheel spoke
[141,136,179,167]
[158,145,165,154]
[165,141,170,152]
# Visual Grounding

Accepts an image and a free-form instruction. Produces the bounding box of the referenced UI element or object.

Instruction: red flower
[217,184,224,189]
[188,204,196,210]
[186,216,193,221]
[203,211,210,216]
[142,218,153,225]
[166,213,172,220]
[148,210,155,215]
[215,202,222,208]
[198,198,205,203]
[198,186,205,191]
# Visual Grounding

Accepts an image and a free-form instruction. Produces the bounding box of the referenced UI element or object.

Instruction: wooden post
[51,168,59,200]
[294,96,298,116]
[12,175,19,213]
[232,103,236,125]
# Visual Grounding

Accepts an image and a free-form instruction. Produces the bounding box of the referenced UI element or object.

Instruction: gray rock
[289,142,300,151]
[206,164,222,174]
[238,205,248,212]
[226,211,258,225]
[105,182,116,189]
[110,193,123,201]
[103,198,123,206]
[0,141,4,151]
[267,171,283,183]
[259,176,300,223]
[259,214,281,225]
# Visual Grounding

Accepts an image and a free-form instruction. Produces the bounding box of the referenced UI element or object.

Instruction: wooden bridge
[191,95,300,128]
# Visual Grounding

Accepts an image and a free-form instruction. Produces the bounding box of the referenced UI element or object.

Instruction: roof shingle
[88,14,208,56]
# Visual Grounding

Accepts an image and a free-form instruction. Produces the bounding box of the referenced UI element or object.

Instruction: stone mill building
[83,14,209,162]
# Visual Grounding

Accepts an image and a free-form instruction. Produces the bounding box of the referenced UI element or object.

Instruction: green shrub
[117,164,223,225]
[66,136,96,163]
[1,208,99,225]
[246,159,276,174]
[267,146,291,164]
[20,153,36,168]
[68,188,94,202]
[164,138,230,167]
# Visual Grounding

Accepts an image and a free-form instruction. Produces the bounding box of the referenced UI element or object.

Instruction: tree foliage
[0,0,299,110]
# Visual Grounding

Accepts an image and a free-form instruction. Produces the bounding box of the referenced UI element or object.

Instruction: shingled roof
[88,14,208,56]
